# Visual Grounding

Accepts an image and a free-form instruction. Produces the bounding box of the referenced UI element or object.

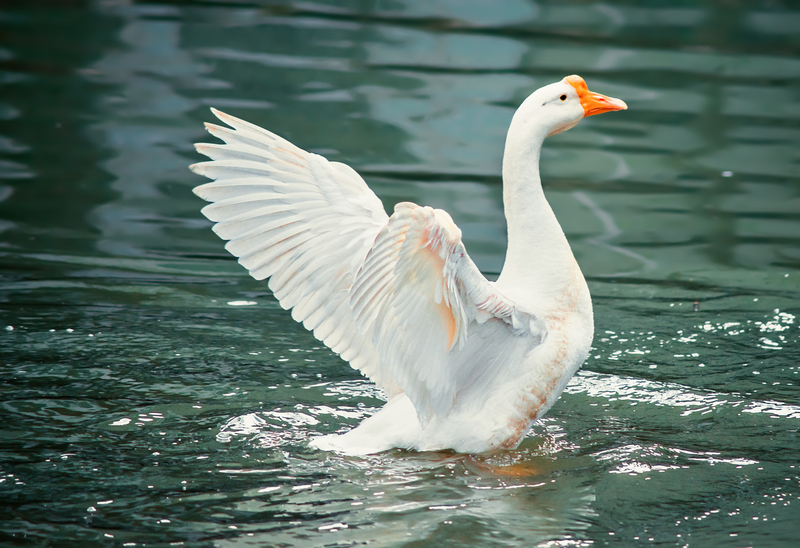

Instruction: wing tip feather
[210,107,237,128]
[189,162,207,179]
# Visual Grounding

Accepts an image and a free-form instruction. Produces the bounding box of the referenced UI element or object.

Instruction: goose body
[191,75,627,455]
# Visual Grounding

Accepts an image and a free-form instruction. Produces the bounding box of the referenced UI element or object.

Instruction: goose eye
[560,94,567,101]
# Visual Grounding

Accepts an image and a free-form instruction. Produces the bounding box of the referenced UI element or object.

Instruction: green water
[2,0,799,545]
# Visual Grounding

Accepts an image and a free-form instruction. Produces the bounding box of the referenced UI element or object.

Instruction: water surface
[1,0,799,546]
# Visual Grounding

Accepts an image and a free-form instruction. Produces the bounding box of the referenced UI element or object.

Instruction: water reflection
[211,436,599,547]
[86,2,208,258]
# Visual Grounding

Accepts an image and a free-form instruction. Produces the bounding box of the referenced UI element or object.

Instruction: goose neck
[498,131,575,294]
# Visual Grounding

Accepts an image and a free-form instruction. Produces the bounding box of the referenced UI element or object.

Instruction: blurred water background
[1,0,799,545]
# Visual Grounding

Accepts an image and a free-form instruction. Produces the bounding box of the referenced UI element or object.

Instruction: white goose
[191,75,627,455]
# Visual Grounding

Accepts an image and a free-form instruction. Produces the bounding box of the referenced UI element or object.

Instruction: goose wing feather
[191,109,396,394]
[350,203,548,423]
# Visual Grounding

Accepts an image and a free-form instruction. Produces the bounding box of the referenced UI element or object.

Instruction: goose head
[509,75,628,142]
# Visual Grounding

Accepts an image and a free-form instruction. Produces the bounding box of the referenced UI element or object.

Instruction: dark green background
[1,1,799,546]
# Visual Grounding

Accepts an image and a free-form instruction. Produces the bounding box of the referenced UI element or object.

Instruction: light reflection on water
[210,366,800,451]
[212,420,601,547]
[1,0,800,546]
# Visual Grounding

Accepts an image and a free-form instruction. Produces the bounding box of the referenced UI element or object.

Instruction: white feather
[192,75,621,454]
[191,109,395,395]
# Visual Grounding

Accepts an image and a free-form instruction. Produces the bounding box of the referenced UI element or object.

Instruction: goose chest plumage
[190,75,627,455]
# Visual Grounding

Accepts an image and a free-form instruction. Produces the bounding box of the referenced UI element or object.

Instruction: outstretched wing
[350,203,548,423]
[191,109,398,394]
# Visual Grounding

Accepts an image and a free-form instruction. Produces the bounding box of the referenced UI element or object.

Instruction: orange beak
[564,75,627,117]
